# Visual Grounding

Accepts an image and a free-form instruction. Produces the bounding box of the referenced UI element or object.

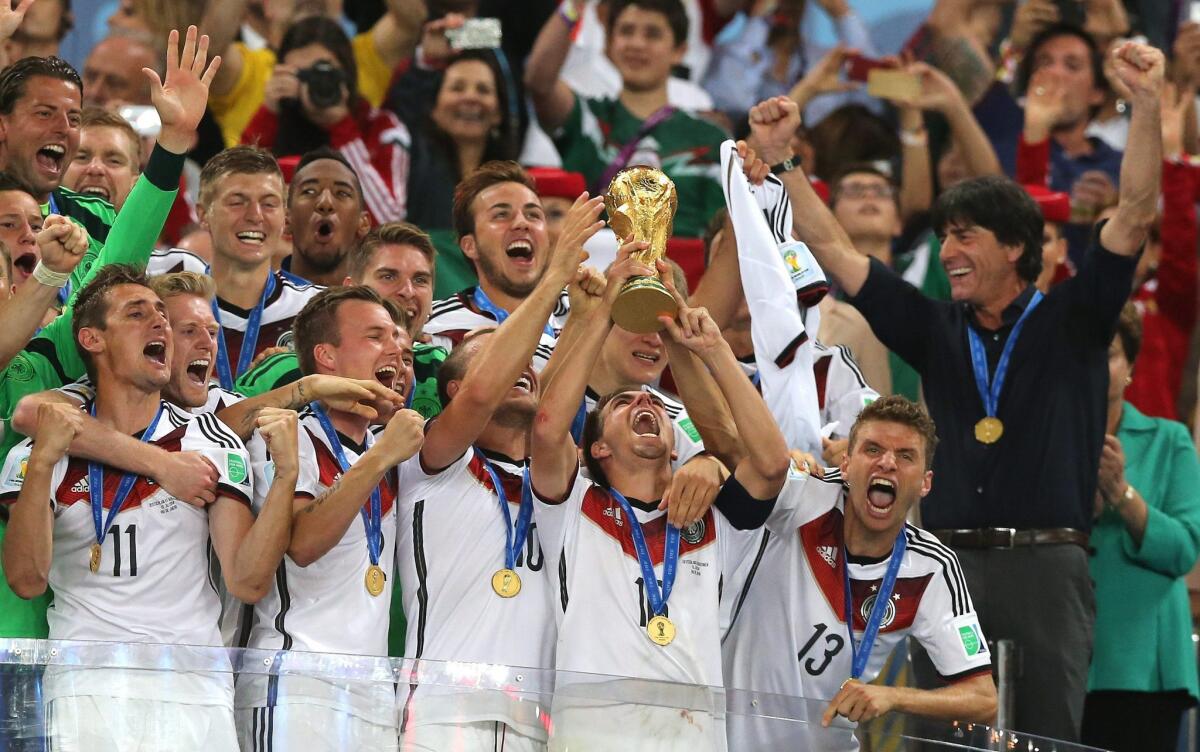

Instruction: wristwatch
[770,156,798,175]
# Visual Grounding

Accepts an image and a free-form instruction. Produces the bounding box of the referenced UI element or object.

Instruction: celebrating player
[0,265,296,750]
[530,252,791,750]
[234,285,421,751]
[394,191,603,750]
[723,396,997,750]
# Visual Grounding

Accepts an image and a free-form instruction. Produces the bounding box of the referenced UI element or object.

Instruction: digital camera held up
[297,61,347,109]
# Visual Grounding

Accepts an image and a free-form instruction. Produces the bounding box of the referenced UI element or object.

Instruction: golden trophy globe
[604,166,679,333]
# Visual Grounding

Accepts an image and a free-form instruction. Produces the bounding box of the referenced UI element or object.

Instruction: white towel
[719,140,823,454]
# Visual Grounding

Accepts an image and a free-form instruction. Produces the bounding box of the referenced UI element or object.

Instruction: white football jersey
[150,250,322,361]
[582,385,705,470]
[394,447,554,740]
[235,407,399,726]
[535,470,762,751]
[722,469,991,751]
[424,287,562,372]
[0,400,253,705]
[145,247,209,276]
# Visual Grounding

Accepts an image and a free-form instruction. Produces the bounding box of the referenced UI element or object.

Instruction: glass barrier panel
[0,640,1110,752]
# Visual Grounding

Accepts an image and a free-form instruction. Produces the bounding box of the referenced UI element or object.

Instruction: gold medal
[491,568,522,598]
[89,543,102,574]
[646,615,676,646]
[364,564,386,597]
[974,417,1003,444]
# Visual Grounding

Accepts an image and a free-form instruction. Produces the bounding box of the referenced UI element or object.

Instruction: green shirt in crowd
[552,95,727,239]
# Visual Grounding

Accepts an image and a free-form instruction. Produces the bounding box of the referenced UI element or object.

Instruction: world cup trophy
[604,166,679,333]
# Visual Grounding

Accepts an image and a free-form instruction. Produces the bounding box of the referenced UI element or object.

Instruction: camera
[296,61,347,109]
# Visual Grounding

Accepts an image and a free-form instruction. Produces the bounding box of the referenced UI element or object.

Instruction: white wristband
[31,260,70,288]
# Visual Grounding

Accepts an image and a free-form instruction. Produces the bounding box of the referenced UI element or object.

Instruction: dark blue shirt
[848,238,1137,532]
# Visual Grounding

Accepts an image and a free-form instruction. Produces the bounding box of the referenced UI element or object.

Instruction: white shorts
[237,704,398,752]
[400,720,544,752]
[47,695,237,752]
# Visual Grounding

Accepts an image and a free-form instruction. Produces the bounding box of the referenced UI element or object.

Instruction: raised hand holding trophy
[604,166,680,333]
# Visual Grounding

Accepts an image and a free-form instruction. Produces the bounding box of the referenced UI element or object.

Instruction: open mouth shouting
[143,338,168,369]
[632,407,660,437]
[185,358,211,386]
[865,477,897,518]
[511,368,537,396]
[313,218,337,244]
[374,364,398,390]
[505,238,534,268]
[75,179,111,202]
[36,143,67,177]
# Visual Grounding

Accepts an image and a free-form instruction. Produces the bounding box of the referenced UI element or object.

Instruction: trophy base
[611,277,678,334]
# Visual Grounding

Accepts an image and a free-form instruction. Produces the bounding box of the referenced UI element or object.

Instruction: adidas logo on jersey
[817,545,838,568]
[70,477,90,494]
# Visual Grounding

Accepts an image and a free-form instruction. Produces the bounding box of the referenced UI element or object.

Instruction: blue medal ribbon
[610,487,679,619]
[211,269,276,391]
[842,529,907,679]
[89,402,164,551]
[310,404,383,567]
[966,290,1043,420]
[474,449,534,571]
[472,286,555,338]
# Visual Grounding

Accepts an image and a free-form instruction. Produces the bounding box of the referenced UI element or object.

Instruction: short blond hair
[147,271,216,302]
[81,106,142,167]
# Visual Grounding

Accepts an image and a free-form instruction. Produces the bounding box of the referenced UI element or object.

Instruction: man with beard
[425,161,566,373]
[0,265,296,751]
[280,148,371,287]
[394,192,603,751]
[235,285,423,751]
[148,146,320,392]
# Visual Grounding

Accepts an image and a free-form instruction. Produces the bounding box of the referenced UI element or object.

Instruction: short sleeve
[530,466,589,572]
[183,413,253,507]
[765,468,843,537]
[396,444,472,507]
[0,439,35,503]
[910,549,993,681]
[293,428,322,501]
[671,409,705,469]
[56,376,95,404]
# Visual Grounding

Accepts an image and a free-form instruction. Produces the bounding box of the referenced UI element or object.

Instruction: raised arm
[531,244,652,500]
[216,374,405,441]
[12,390,219,506]
[658,296,790,501]
[2,402,79,599]
[1100,42,1165,256]
[0,216,87,370]
[524,0,581,131]
[369,0,426,72]
[421,195,603,471]
[288,409,424,567]
[750,97,871,295]
[209,409,298,603]
[200,0,246,98]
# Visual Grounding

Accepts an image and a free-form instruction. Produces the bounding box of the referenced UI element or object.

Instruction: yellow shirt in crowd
[208,34,393,147]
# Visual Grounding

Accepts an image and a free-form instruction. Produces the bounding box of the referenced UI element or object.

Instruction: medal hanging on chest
[311,404,386,597]
[475,450,534,599]
[841,530,906,682]
[610,488,680,646]
[87,403,163,574]
[967,291,1042,444]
